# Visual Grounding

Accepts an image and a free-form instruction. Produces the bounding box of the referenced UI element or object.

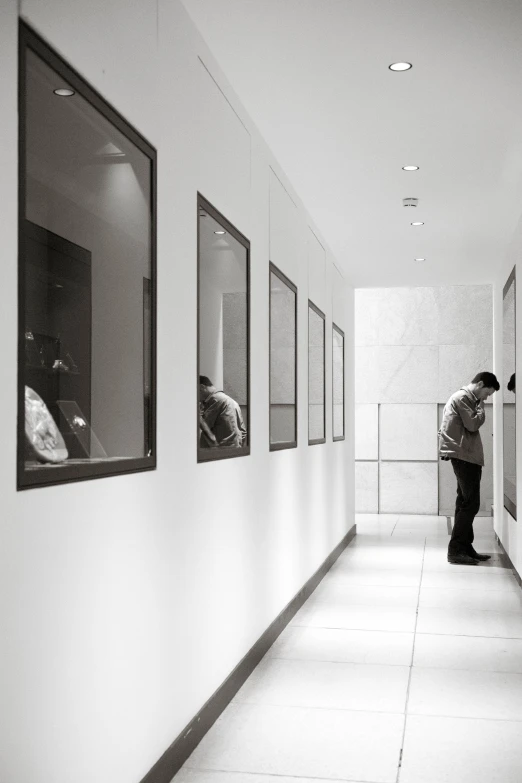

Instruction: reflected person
[439,371,499,565]
[508,373,516,394]
[199,376,247,449]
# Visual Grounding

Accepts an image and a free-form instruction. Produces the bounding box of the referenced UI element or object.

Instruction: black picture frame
[308,300,326,446]
[332,322,345,442]
[269,262,298,451]
[197,194,251,463]
[18,22,157,489]
[503,265,517,520]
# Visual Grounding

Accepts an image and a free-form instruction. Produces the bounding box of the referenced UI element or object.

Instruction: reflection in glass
[198,197,249,460]
[333,324,345,441]
[503,268,516,518]
[270,265,297,449]
[20,30,155,487]
[308,302,326,444]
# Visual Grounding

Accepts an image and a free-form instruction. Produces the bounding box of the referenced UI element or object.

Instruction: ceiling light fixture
[414,257,426,262]
[402,165,419,171]
[389,62,412,71]
[214,230,226,235]
[411,221,424,226]
[53,88,75,97]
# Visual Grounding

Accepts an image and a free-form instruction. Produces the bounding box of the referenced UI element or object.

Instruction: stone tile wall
[355,286,493,515]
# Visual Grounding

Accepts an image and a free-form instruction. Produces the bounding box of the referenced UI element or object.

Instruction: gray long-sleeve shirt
[200,391,247,449]
[438,387,485,466]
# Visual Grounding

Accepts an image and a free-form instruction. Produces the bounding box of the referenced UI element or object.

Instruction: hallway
[174,515,522,783]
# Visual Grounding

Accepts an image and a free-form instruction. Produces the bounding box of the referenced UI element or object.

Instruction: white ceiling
[181,0,522,287]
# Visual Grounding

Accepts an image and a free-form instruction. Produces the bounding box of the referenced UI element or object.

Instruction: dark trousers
[448,458,482,555]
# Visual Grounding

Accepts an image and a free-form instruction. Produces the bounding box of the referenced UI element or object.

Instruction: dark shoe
[468,548,491,561]
[447,553,479,566]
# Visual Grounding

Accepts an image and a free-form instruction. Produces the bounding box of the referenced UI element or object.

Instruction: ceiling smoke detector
[403,197,418,207]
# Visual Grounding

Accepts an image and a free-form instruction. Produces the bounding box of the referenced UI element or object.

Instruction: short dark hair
[199,375,213,387]
[508,373,516,392]
[471,371,500,390]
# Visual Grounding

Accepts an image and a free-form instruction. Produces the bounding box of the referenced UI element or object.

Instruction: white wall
[0,2,354,783]
[494,216,522,575]
[355,286,493,515]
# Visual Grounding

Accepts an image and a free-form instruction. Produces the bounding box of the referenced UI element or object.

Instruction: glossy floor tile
[413,633,522,672]
[291,600,418,632]
[355,523,396,534]
[420,570,518,590]
[417,606,522,637]
[392,526,447,535]
[394,518,448,529]
[399,714,522,783]
[173,515,522,783]
[342,541,425,555]
[339,550,424,569]
[176,772,371,783]
[355,513,399,524]
[234,657,410,713]
[183,703,404,782]
[322,566,422,587]
[419,585,522,612]
[344,538,426,553]
[423,538,454,550]
[409,666,522,721]
[312,582,420,607]
[471,537,504,551]
[390,517,445,528]
[267,626,414,666]
[422,556,510,574]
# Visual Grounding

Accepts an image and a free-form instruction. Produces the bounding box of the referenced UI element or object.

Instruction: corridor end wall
[355,286,493,516]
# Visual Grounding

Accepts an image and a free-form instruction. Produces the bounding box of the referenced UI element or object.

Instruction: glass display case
[332,324,345,441]
[503,267,516,518]
[18,23,156,488]
[198,195,250,461]
[269,264,297,450]
[308,301,326,445]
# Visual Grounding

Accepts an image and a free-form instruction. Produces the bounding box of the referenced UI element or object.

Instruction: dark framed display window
[269,263,297,450]
[18,23,157,489]
[503,266,516,519]
[308,300,326,445]
[332,323,345,441]
[197,195,250,462]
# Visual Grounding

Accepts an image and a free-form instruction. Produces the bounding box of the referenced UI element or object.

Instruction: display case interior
[269,263,297,450]
[197,196,250,461]
[308,301,326,445]
[332,324,345,441]
[18,24,156,488]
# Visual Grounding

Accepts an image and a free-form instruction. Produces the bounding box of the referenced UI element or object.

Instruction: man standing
[199,376,247,449]
[439,372,499,565]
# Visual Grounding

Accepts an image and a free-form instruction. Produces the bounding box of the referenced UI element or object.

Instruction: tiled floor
[173,514,522,783]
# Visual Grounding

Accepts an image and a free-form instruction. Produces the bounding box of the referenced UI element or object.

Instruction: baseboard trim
[495,534,522,589]
[140,523,357,783]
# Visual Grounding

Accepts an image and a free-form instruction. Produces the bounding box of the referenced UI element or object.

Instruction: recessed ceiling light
[414,257,426,262]
[53,88,75,97]
[411,221,424,226]
[389,62,412,72]
[402,165,419,171]
[214,230,226,235]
